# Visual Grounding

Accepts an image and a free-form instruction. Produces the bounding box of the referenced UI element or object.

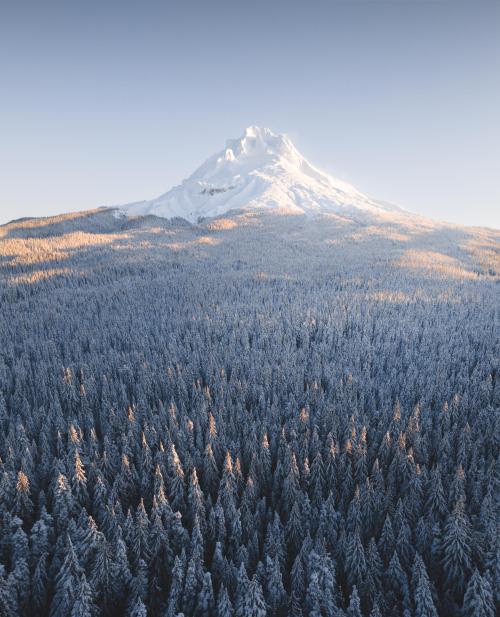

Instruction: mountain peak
[221,126,299,166]
[241,125,275,140]
[236,125,287,147]
[120,127,403,223]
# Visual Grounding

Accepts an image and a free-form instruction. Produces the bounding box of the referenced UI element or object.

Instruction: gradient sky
[1,0,499,228]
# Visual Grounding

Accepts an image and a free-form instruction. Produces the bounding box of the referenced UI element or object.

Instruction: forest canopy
[0,209,498,617]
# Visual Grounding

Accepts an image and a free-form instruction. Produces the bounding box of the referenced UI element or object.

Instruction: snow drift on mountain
[119,126,402,223]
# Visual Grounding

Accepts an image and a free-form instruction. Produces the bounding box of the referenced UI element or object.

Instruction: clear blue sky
[1,0,498,228]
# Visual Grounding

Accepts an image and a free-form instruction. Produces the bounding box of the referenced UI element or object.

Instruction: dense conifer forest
[0,209,498,616]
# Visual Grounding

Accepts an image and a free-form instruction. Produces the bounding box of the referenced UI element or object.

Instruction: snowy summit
[120,126,401,223]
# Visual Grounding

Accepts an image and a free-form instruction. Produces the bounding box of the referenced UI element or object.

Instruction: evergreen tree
[412,553,438,617]
[442,500,472,599]
[216,584,234,617]
[128,598,148,617]
[196,572,215,617]
[166,552,186,617]
[265,555,287,616]
[0,569,17,617]
[347,586,363,617]
[32,552,49,614]
[182,553,203,616]
[345,531,367,592]
[462,570,495,617]
[237,576,267,617]
[71,574,96,617]
[50,536,83,617]
[385,551,410,614]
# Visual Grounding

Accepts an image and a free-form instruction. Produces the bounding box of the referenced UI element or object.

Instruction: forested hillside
[0,209,498,617]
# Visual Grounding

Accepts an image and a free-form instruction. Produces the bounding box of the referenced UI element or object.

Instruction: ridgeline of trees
[0,212,498,616]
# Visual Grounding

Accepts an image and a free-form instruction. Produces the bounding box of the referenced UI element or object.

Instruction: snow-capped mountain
[119,126,403,223]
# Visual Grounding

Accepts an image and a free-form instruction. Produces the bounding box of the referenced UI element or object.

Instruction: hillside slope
[0,207,499,617]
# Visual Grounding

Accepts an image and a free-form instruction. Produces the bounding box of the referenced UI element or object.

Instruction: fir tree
[462,570,495,617]
[196,572,215,617]
[412,553,438,617]
[347,586,363,617]
[71,574,96,617]
[442,500,472,599]
[217,584,234,617]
